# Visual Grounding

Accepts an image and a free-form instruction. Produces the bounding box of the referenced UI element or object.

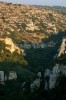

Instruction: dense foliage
[26,31,66,72]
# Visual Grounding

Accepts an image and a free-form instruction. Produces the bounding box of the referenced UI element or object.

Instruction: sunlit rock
[58,38,66,57]
[0,37,24,54]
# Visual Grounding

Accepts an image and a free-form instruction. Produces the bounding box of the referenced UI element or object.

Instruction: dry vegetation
[0,2,66,43]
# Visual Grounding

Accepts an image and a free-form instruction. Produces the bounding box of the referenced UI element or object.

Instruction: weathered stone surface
[37,72,41,78]
[0,71,4,82]
[30,78,41,92]
[58,38,66,57]
[0,37,24,54]
[8,71,17,80]
[0,71,17,84]
[30,64,66,91]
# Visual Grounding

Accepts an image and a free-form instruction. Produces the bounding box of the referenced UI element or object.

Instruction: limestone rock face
[8,71,17,80]
[44,69,51,90]
[49,64,60,89]
[30,78,40,92]
[0,71,17,84]
[30,64,66,92]
[0,71,4,82]
[44,69,50,77]
[45,64,66,90]
[30,72,41,92]
[37,72,41,78]
[58,38,66,57]
[0,37,24,54]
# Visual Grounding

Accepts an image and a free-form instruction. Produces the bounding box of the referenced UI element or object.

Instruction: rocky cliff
[58,38,66,57]
[30,64,66,92]
[0,37,24,54]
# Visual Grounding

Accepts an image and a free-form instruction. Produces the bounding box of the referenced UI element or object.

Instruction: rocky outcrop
[0,37,24,54]
[8,71,17,80]
[30,72,41,92]
[0,71,17,84]
[58,38,66,57]
[45,64,66,90]
[30,64,66,92]
[0,71,4,84]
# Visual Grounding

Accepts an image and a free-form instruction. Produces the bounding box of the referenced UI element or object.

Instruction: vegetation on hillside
[0,2,66,43]
[0,2,66,100]
[26,31,66,72]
